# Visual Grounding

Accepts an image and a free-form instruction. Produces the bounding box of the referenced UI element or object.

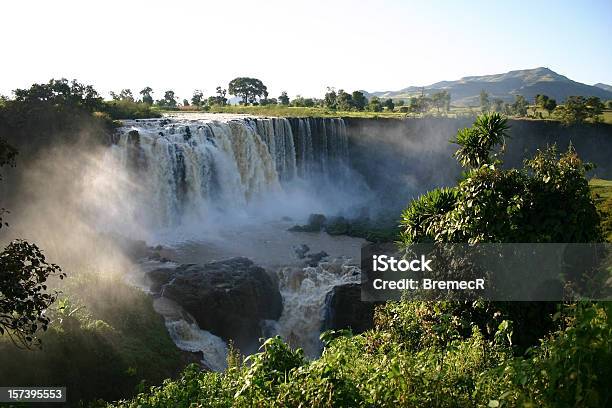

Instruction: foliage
[383,98,395,111]
[139,87,154,105]
[278,91,290,106]
[511,95,529,117]
[351,91,367,111]
[12,78,103,112]
[479,90,490,112]
[403,115,600,245]
[0,136,18,227]
[107,112,609,408]
[336,89,353,111]
[590,178,612,242]
[155,90,178,109]
[109,300,610,408]
[400,187,458,243]
[555,96,605,125]
[432,91,450,113]
[101,100,161,120]
[0,273,186,405]
[535,94,557,116]
[191,89,204,106]
[206,86,228,106]
[368,96,383,112]
[324,87,337,109]
[0,134,67,350]
[0,240,65,348]
[228,77,268,105]
[452,112,509,168]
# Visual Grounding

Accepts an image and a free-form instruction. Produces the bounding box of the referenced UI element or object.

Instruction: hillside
[595,83,612,92]
[368,67,612,106]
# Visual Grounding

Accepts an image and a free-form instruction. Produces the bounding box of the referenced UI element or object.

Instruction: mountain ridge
[366,67,612,106]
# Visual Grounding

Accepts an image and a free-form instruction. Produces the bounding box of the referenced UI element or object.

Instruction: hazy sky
[1,0,611,100]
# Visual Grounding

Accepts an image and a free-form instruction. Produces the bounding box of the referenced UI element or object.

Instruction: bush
[100,100,161,120]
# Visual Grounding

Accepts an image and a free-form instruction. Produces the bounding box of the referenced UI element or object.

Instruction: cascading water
[275,258,360,358]
[113,113,360,368]
[112,114,351,228]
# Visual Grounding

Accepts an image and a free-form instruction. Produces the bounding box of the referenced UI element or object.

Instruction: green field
[165,105,612,123]
[166,105,480,119]
[590,178,612,242]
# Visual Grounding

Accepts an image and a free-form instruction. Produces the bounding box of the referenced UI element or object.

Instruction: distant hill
[367,67,612,106]
[594,83,612,92]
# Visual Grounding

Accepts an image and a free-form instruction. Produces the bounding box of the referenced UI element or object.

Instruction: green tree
[351,91,367,111]
[511,95,528,117]
[0,140,65,348]
[535,94,557,117]
[409,95,430,113]
[139,87,153,105]
[119,89,134,102]
[278,91,290,106]
[0,240,65,348]
[383,98,395,111]
[452,112,509,168]
[492,98,504,113]
[586,96,604,117]
[214,86,227,106]
[191,90,204,106]
[336,90,353,111]
[12,78,102,112]
[479,90,490,112]
[555,96,589,125]
[401,112,601,245]
[156,90,177,108]
[368,97,382,112]
[432,91,450,113]
[324,87,337,110]
[228,77,267,105]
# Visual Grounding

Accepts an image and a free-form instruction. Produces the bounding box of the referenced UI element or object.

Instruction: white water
[276,258,360,357]
[112,113,364,368]
[111,114,352,230]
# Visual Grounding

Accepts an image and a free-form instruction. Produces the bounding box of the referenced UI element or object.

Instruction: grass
[165,105,612,124]
[0,272,186,406]
[166,105,481,119]
[590,178,612,242]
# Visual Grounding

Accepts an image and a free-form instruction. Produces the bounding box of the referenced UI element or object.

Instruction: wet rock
[325,216,350,235]
[293,244,310,259]
[147,257,283,353]
[322,283,377,334]
[307,214,327,229]
[306,251,329,267]
[146,266,176,293]
[288,213,327,232]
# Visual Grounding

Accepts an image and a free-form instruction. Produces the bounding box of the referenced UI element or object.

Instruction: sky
[1,0,611,100]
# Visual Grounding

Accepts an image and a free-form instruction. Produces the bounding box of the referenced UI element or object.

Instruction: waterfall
[275,259,360,358]
[112,115,350,227]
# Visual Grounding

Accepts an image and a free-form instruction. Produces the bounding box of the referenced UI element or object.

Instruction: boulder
[293,244,310,259]
[288,213,327,232]
[146,258,283,353]
[305,250,329,267]
[322,283,377,334]
[325,216,350,235]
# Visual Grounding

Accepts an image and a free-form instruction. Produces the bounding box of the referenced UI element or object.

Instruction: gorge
[106,114,612,370]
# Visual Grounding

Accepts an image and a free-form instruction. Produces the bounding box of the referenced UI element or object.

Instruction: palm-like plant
[452,113,510,168]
